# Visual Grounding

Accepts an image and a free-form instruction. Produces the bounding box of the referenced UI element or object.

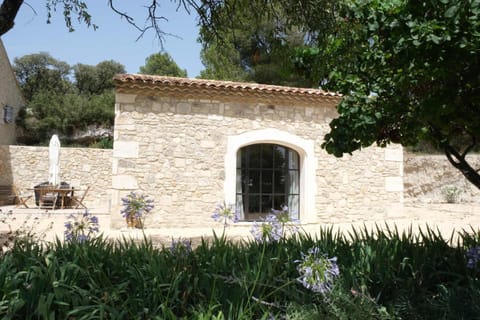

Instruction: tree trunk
[0,0,23,36]
[444,145,480,189]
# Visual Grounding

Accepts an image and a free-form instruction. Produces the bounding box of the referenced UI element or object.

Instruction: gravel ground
[1,203,480,247]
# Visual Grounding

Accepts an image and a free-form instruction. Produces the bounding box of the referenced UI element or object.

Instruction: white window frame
[224,128,317,223]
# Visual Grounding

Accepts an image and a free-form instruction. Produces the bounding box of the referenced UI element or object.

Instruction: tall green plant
[0,223,479,319]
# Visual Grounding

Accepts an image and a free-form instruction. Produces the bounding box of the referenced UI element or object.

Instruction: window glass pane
[261,170,273,193]
[289,170,299,194]
[240,169,248,192]
[288,150,299,169]
[248,170,261,193]
[274,145,286,169]
[248,145,262,168]
[238,143,301,220]
[262,145,274,168]
[3,106,13,124]
[274,170,286,193]
[248,195,260,213]
[261,195,273,213]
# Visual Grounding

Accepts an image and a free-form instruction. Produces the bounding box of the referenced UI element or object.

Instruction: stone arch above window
[225,128,317,223]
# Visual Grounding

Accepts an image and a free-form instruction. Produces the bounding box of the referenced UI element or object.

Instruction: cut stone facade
[0,40,23,145]
[111,75,404,229]
[1,143,477,224]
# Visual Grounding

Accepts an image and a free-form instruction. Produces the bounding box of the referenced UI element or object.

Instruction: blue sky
[1,1,204,77]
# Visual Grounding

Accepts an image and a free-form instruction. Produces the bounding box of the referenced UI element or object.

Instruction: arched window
[236,144,300,221]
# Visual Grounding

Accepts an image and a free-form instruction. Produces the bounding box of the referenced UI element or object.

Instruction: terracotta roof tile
[113,74,341,105]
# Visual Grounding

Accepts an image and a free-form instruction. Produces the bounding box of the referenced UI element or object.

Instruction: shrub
[441,185,462,203]
[0,220,478,319]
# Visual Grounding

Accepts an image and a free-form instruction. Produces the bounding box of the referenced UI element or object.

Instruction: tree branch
[0,0,23,36]
[108,0,184,44]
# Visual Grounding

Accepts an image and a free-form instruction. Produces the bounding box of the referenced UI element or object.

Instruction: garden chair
[13,185,32,208]
[71,186,90,209]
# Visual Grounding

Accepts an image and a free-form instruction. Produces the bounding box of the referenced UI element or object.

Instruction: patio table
[30,187,74,209]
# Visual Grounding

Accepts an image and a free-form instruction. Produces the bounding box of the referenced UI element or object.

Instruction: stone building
[111,74,404,229]
[0,39,23,145]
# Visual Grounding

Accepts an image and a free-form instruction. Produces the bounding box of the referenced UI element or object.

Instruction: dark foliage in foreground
[0,225,479,319]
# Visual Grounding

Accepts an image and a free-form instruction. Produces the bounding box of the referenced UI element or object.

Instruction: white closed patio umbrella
[48,134,61,186]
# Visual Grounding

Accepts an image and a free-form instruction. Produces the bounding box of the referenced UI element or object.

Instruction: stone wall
[5,136,480,228]
[0,40,23,145]
[112,93,403,229]
[0,145,112,210]
[404,152,480,203]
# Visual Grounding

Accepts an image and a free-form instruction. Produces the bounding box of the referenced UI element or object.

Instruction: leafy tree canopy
[300,0,480,188]
[13,52,72,102]
[196,0,480,189]
[197,0,317,87]
[139,52,187,77]
[13,53,121,146]
[74,60,125,95]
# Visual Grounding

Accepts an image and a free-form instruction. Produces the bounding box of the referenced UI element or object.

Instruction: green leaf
[428,34,442,44]
[445,5,459,18]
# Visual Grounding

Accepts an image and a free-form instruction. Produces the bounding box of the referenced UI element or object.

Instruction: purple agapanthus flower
[273,206,300,235]
[250,206,300,243]
[250,214,283,243]
[466,246,480,270]
[169,237,193,256]
[64,210,100,242]
[296,247,340,294]
[211,202,239,228]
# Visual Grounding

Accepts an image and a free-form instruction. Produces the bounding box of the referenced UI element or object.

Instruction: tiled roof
[113,74,341,105]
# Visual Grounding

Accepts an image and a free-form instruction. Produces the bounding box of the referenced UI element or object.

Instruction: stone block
[112,175,138,189]
[208,114,223,121]
[116,93,137,104]
[115,114,135,125]
[113,141,139,158]
[177,103,191,114]
[174,157,185,167]
[385,176,404,192]
[385,146,403,162]
[200,140,216,148]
